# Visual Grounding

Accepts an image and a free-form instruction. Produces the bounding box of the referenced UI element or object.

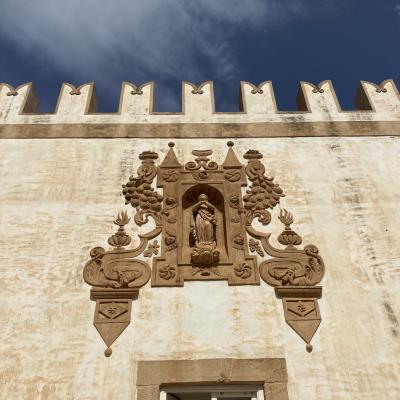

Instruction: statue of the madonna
[190,194,220,270]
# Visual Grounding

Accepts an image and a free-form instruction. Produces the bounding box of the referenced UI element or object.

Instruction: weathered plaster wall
[0,137,399,400]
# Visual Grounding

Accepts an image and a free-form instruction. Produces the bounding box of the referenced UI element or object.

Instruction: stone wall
[0,137,399,399]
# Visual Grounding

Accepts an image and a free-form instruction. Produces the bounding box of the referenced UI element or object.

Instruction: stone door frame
[136,358,289,400]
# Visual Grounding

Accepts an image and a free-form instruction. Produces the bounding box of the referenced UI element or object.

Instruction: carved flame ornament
[83,141,326,355]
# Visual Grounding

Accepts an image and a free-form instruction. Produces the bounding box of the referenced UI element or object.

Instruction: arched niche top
[182,183,224,211]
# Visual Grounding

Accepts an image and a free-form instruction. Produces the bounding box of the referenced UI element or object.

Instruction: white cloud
[0,0,330,108]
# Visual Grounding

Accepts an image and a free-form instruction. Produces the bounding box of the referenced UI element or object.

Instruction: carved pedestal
[275,286,322,352]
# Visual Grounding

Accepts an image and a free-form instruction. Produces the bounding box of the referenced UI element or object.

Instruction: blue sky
[0,0,398,112]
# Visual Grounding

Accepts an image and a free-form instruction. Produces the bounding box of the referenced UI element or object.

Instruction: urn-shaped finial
[108,211,132,248]
[277,209,302,249]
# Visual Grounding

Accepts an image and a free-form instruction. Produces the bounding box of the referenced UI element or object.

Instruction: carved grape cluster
[243,175,283,212]
[123,181,163,213]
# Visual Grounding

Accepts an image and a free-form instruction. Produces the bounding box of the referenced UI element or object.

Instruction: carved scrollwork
[122,151,163,226]
[83,251,151,288]
[193,171,209,180]
[246,205,325,288]
[162,169,179,182]
[243,150,284,225]
[83,247,109,286]
[224,170,241,182]
[248,211,325,287]
[185,149,218,171]
[259,244,324,287]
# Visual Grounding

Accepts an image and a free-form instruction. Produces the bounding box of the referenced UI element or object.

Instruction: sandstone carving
[83,156,162,356]
[107,211,131,248]
[83,142,326,353]
[122,150,163,226]
[243,149,284,225]
[159,264,176,280]
[151,141,260,286]
[249,238,264,257]
[247,207,325,351]
[190,194,220,270]
[144,240,159,257]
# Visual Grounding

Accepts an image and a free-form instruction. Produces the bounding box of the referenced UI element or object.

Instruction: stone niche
[152,144,259,286]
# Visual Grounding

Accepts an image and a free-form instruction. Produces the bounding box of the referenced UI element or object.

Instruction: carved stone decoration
[249,238,264,257]
[165,230,178,251]
[234,263,252,279]
[247,208,326,351]
[107,211,131,248]
[224,169,241,182]
[275,287,322,353]
[190,194,220,270]
[83,142,326,353]
[277,209,302,249]
[144,240,159,257]
[91,289,138,357]
[6,88,18,96]
[83,211,155,356]
[185,149,218,171]
[122,151,163,226]
[130,83,144,95]
[159,264,176,279]
[152,142,260,286]
[243,150,284,225]
[70,88,81,95]
[232,233,245,250]
[83,152,163,355]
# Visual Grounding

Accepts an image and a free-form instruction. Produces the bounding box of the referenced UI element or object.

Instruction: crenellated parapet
[1,79,400,137]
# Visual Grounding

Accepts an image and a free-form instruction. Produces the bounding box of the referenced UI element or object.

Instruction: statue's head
[198,194,208,202]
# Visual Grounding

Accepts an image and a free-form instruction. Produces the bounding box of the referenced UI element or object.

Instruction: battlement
[1,80,400,138]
